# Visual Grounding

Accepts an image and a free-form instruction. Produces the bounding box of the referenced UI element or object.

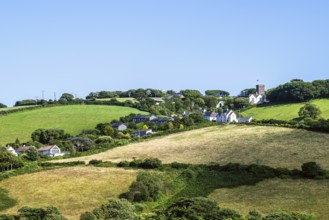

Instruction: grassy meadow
[55,125,329,170]
[0,105,145,145]
[241,99,329,120]
[209,178,329,219]
[0,167,137,219]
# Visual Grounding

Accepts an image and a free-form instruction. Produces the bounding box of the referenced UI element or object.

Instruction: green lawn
[0,105,146,145]
[241,99,329,120]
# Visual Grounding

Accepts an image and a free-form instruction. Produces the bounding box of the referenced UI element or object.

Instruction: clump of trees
[0,147,23,171]
[0,206,67,219]
[0,102,7,108]
[267,79,329,103]
[122,172,164,202]
[80,199,136,220]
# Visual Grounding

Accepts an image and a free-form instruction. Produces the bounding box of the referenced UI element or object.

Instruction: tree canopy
[205,90,230,97]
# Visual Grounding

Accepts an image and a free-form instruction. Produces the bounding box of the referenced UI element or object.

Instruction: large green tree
[0,102,7,108]
[298,104,321,119]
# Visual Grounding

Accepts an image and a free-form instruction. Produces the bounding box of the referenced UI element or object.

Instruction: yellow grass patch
[55,125,329,169]
[0,167,137,219]
[208,178,329,219]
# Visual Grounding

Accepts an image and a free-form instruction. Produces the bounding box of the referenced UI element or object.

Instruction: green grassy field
[0,105,145,145]
[241,99,329,120]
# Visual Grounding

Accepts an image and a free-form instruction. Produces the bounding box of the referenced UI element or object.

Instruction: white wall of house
[249,94,264,105]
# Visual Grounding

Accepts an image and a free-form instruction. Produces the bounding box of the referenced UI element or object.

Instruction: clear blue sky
[1,1,329,106]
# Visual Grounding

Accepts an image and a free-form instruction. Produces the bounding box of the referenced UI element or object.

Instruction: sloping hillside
[0,167,137,219]
[0,105,146,145]
[241,99,329,120]
[55,125,329,170]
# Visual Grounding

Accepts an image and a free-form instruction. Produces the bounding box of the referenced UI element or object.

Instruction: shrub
[301,162,325,178]
[117,160,130,168]
[140,157,162,169]
[124,172,164,202]
[170,162,190,169]
[89,160,102,165]
[163,197,241,220]
[87,199,136,220]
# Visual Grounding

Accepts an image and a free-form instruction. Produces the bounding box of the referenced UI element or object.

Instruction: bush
[140,157,162,169]
[124,172,164,202]
[117,160,130,168]
[170,162,190,169]
[163,197,241,220]
[85,199,136,220]
[301,162,325,178]
[89,160,102,165]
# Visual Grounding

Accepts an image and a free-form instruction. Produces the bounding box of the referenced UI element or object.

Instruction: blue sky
[1,1,329,106]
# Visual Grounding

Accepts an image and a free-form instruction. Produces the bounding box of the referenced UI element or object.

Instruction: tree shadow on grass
[171,170,266,201]
[0,188,17,211]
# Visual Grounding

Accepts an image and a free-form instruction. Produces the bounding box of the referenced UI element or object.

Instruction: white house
[111,123,127,131]
[237,117,253,123]
[249,94,265,105]
[7,146,18,156]
[38,145,63,157]
[203,112,218,121]
[216,110,238,123]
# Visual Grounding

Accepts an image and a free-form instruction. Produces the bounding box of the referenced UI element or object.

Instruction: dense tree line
[267,79,329,103]
[86,88,166,99]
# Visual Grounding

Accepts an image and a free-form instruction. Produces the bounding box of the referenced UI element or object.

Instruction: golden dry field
[55,125,329,169]
[0,167,137,219]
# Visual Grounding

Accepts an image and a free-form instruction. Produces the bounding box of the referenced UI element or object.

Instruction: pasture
[55,125,329,170]
[0,105,145,145]
[0,167,137,219]
[241,99,329,120]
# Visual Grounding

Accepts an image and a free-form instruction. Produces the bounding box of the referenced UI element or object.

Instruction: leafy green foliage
[80,199,136,220]
[162,197,241,220]
[70,137,95,152]
[239,88,257,97]
[0,147,23,171]
[16,206,67,219]
[266,79,329,103]
[205,90,230,97]
[0,103,7,108]
[124,172,164,202]
[31,128,68,144]
[301,162,325,178]
[299,104,321,119]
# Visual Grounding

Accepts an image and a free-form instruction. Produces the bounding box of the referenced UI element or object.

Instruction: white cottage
[249,94,265,105]
[216,110,238,123]
[7,146,18,156]
[203,112,218,121]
